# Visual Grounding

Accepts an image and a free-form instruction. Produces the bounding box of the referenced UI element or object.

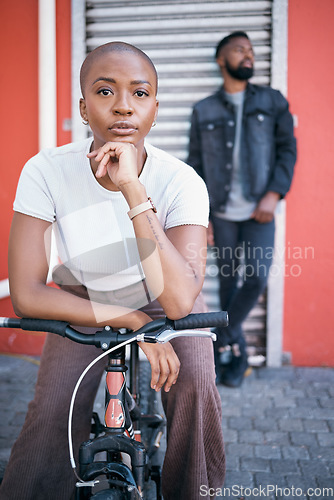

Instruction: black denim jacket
[187,83,297,213]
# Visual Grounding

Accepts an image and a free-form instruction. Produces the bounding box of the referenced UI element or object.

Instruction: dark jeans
[211,216,275,349]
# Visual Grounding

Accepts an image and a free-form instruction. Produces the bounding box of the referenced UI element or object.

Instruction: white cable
[68,335,141,481]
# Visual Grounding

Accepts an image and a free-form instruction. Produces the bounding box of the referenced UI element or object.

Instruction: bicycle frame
[77,348,146,500]
[76,343,165,500]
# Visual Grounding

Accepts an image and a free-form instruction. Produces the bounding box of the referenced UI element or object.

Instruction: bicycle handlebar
[173,311,228,330]
[0,311,228,350]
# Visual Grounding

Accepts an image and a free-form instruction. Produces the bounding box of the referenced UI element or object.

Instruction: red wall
[284,0,334,366]
[0,0,39,277]
[0,1,40,353]
[0,0,71,355]
[56,0,72,147]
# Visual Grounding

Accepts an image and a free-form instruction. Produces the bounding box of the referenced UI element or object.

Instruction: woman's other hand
[138,341,180,393]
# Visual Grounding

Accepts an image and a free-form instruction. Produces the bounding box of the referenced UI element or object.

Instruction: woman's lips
[109,121,137,135]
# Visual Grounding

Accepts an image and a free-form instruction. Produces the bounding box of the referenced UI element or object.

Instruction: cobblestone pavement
[0,354,334,499]
[217,367,334,499]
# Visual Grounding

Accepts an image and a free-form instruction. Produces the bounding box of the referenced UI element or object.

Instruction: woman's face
[80,51,159,152]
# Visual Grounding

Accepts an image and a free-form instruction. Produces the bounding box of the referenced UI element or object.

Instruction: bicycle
[0,311,228,499]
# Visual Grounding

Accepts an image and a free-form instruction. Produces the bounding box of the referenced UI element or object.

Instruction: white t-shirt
[14,138,209,296]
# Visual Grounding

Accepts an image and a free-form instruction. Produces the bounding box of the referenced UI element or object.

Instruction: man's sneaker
[219,345,252,388]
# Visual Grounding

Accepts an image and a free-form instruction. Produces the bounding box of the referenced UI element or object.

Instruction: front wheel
[90,487,135,499]
[91,492,127,499]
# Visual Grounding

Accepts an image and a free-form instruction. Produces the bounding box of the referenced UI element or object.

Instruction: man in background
[188,31,296,387]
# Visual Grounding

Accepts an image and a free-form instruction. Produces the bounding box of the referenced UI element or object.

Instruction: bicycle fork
[77,347,146,498]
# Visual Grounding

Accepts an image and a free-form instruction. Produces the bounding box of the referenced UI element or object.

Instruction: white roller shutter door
[85,0,272,162]
[76,0,274,361]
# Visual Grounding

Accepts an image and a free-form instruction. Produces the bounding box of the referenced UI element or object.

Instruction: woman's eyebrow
[92,77,116,86]
[91,77,152,87]
[130,80,152,87]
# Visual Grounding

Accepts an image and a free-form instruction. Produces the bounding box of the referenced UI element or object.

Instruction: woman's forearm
[10,280,150,330]
[122,181,206,318]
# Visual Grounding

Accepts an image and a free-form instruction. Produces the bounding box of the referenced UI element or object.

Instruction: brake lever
[143,326,216,344]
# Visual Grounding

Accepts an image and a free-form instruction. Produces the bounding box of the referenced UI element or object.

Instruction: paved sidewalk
[217,367,334,499]
[0,354,334,499]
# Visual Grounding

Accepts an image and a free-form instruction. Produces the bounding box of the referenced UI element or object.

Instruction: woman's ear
[154,100,159,123]
[79,98,88,122]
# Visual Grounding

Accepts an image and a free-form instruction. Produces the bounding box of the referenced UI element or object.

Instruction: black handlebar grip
[20,318,70,337]
[173,311,228,330]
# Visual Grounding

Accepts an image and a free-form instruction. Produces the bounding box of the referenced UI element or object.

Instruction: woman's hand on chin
[88,142,139,189]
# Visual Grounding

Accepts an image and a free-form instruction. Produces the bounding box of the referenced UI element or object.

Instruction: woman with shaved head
[1,42,225,499]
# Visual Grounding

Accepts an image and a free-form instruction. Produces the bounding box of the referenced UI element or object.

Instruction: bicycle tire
[90,489,130,500]
[138,361,164,447]
[138,360,155,414]
[137,360,165,500]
